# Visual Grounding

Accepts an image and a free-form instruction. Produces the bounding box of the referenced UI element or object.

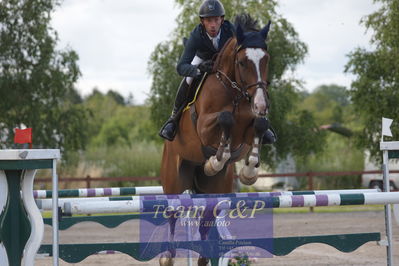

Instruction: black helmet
[199,0,225,18]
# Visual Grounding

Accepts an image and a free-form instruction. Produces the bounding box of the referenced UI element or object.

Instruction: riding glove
[197,60,214,74]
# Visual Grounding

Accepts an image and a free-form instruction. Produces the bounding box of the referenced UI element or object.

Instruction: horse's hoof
[239,167,258,185]
[159,252,174,266]
[198,256,210,266]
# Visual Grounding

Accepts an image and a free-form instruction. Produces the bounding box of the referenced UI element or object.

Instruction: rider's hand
[197,60,214,74]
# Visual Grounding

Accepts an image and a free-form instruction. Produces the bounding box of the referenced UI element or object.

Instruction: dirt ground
[36,210,399,266]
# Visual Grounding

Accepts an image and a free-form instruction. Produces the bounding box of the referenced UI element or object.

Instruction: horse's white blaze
[254,88,266,113]
[245,48,265,82]
[246,48,267,114]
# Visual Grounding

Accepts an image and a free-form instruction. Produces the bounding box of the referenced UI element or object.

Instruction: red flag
[14,128,32,144]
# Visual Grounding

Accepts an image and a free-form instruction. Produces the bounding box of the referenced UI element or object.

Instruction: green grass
[42,211,52,218]
[273,205,385,213]
[84,142,162,177]
[56,141,163,187]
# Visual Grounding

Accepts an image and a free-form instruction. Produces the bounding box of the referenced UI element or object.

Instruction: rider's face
[201,16,223,37]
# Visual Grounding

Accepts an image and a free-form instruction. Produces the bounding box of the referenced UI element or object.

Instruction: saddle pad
[183,73,208,112]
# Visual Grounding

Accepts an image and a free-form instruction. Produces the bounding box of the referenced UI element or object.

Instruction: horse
[159,16,272,266]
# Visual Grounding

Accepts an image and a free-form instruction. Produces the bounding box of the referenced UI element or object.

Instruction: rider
[159,0,276,145]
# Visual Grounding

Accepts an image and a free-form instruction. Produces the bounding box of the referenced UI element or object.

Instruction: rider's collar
[206,30,221,41]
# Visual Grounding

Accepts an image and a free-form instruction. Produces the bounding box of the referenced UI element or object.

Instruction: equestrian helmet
[199,0,225,18]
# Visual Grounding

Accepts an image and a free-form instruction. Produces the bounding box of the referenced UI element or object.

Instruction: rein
[216,70,250,114]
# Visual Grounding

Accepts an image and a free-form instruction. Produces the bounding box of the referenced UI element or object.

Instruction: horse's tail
[234,13,260,32]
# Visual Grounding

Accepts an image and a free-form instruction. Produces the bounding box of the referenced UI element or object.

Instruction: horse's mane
[213,37,235,71]
[234,13,260,32]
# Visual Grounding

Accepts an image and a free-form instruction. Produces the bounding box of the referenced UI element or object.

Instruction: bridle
[215,45,270,114]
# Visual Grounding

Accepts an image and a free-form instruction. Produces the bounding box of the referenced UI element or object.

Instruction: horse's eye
[238,61,244,67]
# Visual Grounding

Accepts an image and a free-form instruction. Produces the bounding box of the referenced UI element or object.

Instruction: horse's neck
[218,40,237,78]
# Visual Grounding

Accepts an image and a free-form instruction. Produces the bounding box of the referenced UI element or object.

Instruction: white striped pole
[34,186,164,199]
[63,192,399,215]
[36,189,379,211]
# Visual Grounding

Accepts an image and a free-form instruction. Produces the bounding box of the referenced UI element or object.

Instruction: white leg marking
[240,137,260,184]
[204,144,231,176]
[209,145,231,172]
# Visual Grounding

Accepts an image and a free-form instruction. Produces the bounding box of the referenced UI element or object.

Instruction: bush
[297,133,364,189]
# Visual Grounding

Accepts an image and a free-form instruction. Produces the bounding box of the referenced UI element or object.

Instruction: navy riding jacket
[176,20,235,78]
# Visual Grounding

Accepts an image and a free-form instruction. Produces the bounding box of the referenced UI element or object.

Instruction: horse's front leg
[159,215,177,266]
[204,111,234,176]
[239,117,269,185]
[197,208,216,266]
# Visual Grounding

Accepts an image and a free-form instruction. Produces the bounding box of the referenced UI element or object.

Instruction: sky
[51,0,379,104]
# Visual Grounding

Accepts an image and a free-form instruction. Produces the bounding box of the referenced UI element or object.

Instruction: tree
[83,90,157,147]
[295,85,364,188]
[0,0,88,151]
[345,0,399,160]
[148,0,326,166]
[84,89,123,144]
[298,84,349,125]
[107,90,126,106]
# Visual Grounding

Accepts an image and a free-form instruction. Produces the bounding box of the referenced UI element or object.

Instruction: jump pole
[63,191,399,215]
[33,186,164,199]
[380,117,397,266]
[52,158,59,266]
[35,189,379,211]
[380,140,398,266]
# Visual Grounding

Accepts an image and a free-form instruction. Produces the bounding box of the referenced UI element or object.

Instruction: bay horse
[159,17,271,266]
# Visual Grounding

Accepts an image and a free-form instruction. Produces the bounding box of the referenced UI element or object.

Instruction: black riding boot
[262,126,277,145]
[159,79,190,141]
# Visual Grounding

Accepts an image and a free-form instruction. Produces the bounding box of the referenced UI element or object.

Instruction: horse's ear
[236,24,245,45]
[260,20,271,40]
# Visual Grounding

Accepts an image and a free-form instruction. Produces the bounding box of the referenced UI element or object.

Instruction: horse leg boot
[159,78,190,141]
[204,111,234,176]
[240,117,269,185]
